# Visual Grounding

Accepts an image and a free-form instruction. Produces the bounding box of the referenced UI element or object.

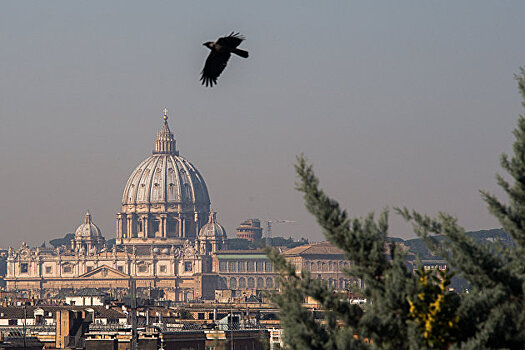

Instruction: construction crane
[265,219,295,239]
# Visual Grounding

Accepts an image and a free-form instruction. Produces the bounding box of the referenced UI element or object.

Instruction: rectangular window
[247,261,255,272]
[87,266,93,272]
[20,263,28,274]
[45,266,52,274]
[238,261,246,272]
[138,265,148,273]
[117,266,124,272]
[63,265,72,273]
[265,261,272,272]
[159,265,167,273]
[219,261,227,272]
[184,262,192,272]
[228,261,236,272]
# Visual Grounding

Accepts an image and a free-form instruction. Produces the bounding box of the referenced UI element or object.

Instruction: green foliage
[226,238,254,250]
[267,247,366,350]
[407,268,460,349]
[397,69,525,349]
[261,237,309,249]
[177,309,194,319]
[395,229,513,260]
[106,238,116,249]
[269,69,525,349]
[226,237,308,250]
[49,233,75,248]
[268,156,433,349]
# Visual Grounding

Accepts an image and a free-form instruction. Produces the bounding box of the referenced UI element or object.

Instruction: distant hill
[391,228,513,259]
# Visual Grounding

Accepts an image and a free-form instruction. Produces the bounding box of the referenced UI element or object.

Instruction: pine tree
[269,68,525,349]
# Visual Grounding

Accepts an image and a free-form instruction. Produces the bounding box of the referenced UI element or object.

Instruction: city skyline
[2,1,525,247]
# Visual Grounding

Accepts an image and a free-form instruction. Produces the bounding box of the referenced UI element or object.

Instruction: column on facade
[38,259,42,277]
[160,214,167,238]
[144,215,150,238]
[126,215,133,238]
[117,213,127,239]
[194,212,199,237]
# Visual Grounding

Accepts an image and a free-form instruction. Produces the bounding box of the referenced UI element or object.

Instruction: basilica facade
[5,110,355,301]
[5,111,226,301]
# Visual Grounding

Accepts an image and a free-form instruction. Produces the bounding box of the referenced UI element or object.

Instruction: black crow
[200,32,249,87]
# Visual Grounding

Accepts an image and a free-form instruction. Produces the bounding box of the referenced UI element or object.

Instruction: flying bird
[200,32,249,87]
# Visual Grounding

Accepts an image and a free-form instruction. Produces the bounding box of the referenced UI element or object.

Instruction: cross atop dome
[153,108,178,155]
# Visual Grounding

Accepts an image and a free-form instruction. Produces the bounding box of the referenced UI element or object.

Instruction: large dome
[116,110,211,244]
[122,113,210,208]
[122,152,210,206]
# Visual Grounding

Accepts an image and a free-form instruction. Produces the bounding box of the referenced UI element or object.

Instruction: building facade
[5,111,225,301]
[235,219,263,242]
[4,110,357,301]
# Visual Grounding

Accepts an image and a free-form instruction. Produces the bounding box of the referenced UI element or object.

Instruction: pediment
[78,265,129,279]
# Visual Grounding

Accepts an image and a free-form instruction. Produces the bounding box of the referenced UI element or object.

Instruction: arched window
[230,277,237,289]
[257,277,264,288]
[238,277,246,289]
[317,261,321,271]
[247,277,255,288]
[266,277,273,289]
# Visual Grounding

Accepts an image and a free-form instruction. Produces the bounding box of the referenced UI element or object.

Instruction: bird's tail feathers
[233,49,249,58]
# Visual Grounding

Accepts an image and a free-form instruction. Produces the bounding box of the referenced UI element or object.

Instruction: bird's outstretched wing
[216,32,245,48]
[200,51,231,87]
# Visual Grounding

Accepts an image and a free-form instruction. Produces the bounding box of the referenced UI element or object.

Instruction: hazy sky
[1,1,525,248]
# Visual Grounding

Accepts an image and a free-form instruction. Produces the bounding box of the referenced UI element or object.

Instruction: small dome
[199,212,226,239]
[75,211,102,238]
